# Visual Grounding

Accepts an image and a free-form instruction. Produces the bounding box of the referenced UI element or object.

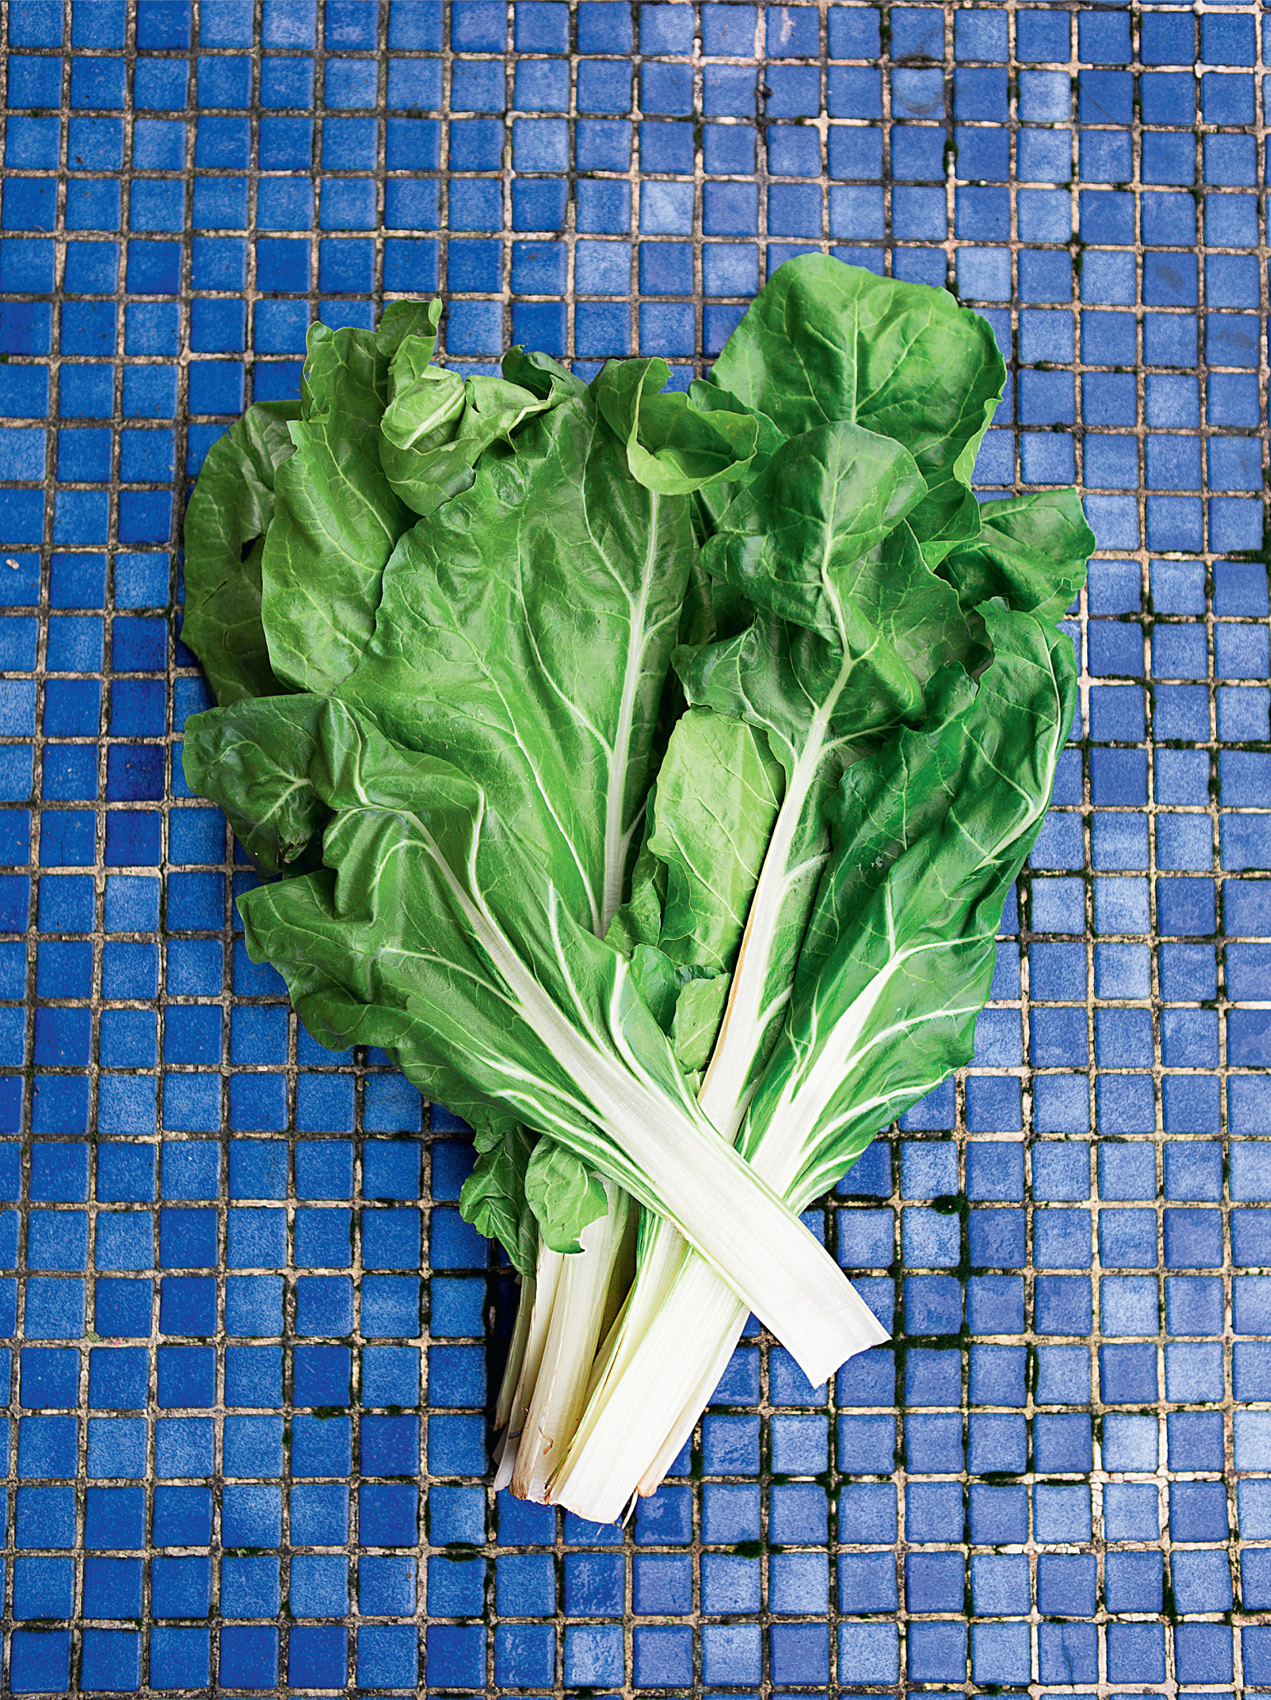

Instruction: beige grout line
[0,0,1268,1693]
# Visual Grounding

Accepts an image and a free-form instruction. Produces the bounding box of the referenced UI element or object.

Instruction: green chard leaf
[739,600,1082,1205]
[623,942,726,1073]
[941,487,1097,623]
[698,421,929,637]
[236,696,870,1384]
[378,314,561,518]
[375,298,445,360]
[181,694,329,875]
[524,1140,610,1255]
[669,973,730,1072]
[685,379,786,541]
[647,707,783,974]
[260,324,413,696]
[706,253,1006,547]
[627,943,696,1034]
[604,705,783,1074]
[180,401,299,705]
[460,1120,540,1277]
[603,833,668,958]
[385,339,463,441]
[591,356,760,496]
[676,422,980,1132]
[500,344,590,405]
[177,275,1096,1454]
[340,386,705,937]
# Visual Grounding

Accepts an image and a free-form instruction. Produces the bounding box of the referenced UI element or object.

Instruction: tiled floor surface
[1,0,1270,1692]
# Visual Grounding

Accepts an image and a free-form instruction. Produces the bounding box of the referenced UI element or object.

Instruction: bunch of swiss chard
[182,256,1092,1523]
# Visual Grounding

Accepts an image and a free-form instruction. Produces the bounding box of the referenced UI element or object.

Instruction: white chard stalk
[507,1185,635,1501]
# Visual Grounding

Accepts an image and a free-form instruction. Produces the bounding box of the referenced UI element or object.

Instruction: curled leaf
[180,401,299,705]
[461,1122,538,1277]
[182,695,330,874]
[524,1138,609,1255]
[941,488,1097,623]
[593,356,760,496]
[261,325,412,694]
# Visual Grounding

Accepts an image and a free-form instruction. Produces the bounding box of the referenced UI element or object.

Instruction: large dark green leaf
[709,254,1005,502]
[675,425,979,1128]
[180,402,299,705]
[340,394,704,937]
[697,421,927,637]
[739,600,1080,1204]
[181,695,329,875]
[941,488,1097,623]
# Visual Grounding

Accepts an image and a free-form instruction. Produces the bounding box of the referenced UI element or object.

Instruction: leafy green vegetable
[184,310,875,1390]
[460,1120,537,1277]
[548,261,1092,1524]
[180,401,298,705]
[180,694,328,877]
[552,581,1086,1528]
[377,301,578,517]
[214,692,868,1382]
[685,425,982,1131]
[610,705,783,1075]
[705,253,1004,546]
[742,600,1077,1203]
[940,487,1094,622]
[339,362,720,937]
[180,257,1093,1523]
[523,1140,610,1257]
[260,328,413,695]
[649,709,782,971]
[595,356,760,496]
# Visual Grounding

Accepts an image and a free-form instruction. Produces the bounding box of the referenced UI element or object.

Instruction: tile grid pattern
[0,0,1268,1693]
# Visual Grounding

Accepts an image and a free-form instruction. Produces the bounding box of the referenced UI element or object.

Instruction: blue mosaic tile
[0,0,1265,1687]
